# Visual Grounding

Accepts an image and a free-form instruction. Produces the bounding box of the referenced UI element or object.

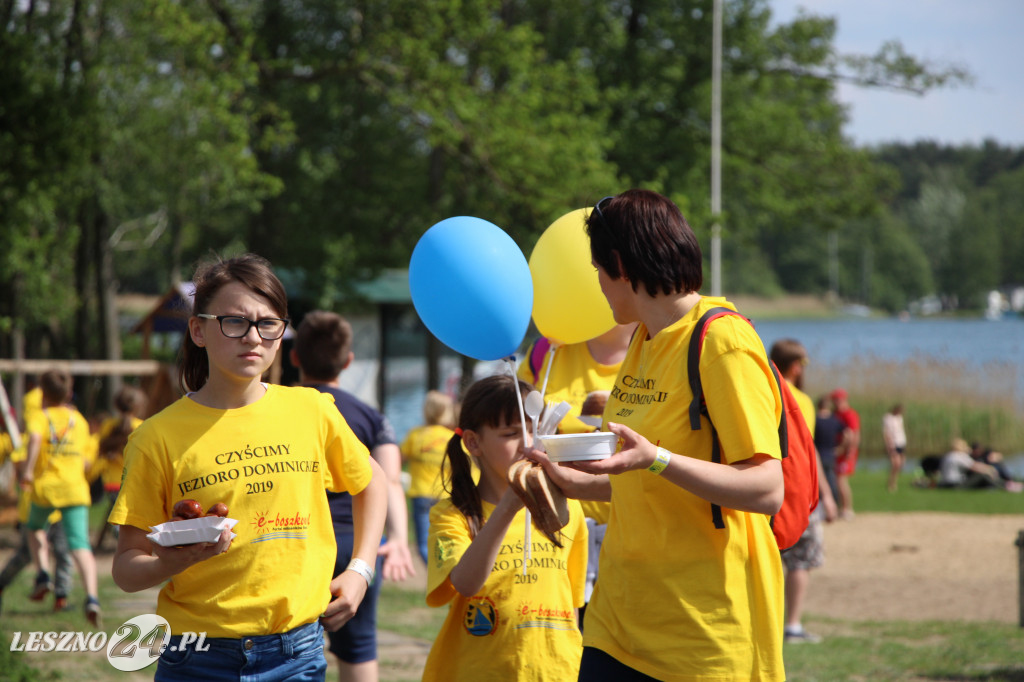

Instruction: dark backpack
[687,307,819,551]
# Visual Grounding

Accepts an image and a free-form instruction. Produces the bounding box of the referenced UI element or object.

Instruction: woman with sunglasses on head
[110,253,388,681]
[534,190,786,681]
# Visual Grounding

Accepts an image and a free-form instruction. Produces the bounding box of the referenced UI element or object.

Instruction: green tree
[0,0,278,397]
[218,0,617,310]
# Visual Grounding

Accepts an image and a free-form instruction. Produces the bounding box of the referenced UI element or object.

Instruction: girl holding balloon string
[517,323,635,628]
[422,374,588,682]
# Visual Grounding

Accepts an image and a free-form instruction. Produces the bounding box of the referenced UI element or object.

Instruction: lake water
[380,315,1024,471]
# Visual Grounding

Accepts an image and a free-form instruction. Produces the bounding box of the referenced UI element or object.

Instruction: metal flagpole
[710,0,723,296]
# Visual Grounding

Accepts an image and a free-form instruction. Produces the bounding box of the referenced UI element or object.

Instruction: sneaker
[784,627,822,644]
[53,596,69,612]
[29,571,52,602]
[85,597,102,628]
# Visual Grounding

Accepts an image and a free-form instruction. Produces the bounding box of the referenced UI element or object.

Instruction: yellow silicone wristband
[648,447,671,475]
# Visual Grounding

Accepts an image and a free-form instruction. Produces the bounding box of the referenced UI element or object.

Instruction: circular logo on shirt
[463,598,498,636]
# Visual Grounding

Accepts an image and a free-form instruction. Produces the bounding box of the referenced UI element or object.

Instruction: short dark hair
[769,338,806,375]
[586,189,703,297]
[39,369,72,405]
[294,310,353,381]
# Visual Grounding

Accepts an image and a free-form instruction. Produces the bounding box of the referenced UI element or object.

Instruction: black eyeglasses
[196,314,289,340]
[593,195,615,224]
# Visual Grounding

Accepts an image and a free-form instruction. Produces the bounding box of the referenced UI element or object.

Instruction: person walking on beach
[882,403,907,492]
[769,340,838,644]
[814,397,843,505]
[831,388,860,519]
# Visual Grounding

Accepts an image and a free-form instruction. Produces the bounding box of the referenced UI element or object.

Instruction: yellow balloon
[529,208,616,345]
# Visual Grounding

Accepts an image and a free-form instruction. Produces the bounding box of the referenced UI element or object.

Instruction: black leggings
[578,647,661,682]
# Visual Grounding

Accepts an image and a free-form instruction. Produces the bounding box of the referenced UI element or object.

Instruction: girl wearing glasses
[109,253,388,681]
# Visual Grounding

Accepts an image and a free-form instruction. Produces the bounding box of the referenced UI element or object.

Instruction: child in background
[0,421,74,613]
[422,374,587,681]
[20,369,100,625]
[400,390,456,565]
[91,385,148,549]
[109,253,388,680]
[291,309,414,682]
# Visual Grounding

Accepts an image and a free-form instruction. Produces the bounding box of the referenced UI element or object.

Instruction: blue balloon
[410,217,534,361]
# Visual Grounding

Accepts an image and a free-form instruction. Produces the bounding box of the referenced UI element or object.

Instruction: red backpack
[687,307,819,551]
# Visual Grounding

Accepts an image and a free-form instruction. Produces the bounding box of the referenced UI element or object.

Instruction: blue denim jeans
[412,496,436,565]
[155,620,326,681]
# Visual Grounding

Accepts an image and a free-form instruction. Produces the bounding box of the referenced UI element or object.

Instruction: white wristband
[346,558,375,586]
[648,447,671,475]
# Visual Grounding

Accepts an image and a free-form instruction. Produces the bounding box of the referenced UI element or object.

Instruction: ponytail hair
[179,253,289,393]
[99,385,148,460]
[441,374,532,538]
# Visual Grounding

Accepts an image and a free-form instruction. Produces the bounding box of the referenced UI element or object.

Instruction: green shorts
[27,504,91,551]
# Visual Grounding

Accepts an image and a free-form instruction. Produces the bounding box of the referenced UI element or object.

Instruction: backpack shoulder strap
[686,306,745,530]
[687,307,791,531]
[686,306,744,430]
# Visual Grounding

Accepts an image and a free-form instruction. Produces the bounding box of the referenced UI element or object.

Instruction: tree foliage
[1,0,1017,371]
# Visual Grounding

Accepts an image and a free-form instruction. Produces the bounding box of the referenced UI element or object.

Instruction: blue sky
[769,0,1024,147]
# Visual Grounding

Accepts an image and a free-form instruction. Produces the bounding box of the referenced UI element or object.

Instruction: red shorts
[836,450,858,476]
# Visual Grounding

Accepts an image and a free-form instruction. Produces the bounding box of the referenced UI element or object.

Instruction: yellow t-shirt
[6,428,58,524]
[0,433,12,463]
[789,381,816,439]
[90,415,144,489]
[423,497,587,682]
[11,387,43,463]
[25,406,92,509]
[109,385,373,638]
[401,424,453,498]
[23,387,42,420]
[584,297,785,682]
[518,339,623,435]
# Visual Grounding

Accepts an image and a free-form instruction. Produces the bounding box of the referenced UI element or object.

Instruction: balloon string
[539,344,558,400]
[508,357,531,576]
[509,358,529,445]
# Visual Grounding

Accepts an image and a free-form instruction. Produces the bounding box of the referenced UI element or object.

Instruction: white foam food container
[539,432,618,462]
[147,516,239,547]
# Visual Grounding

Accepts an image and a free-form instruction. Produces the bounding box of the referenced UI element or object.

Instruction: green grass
[8,480,1024,681]
[376,582,445,642]
[784,619,1024,681]
[852,469,1024,514]
[0,545,154,682]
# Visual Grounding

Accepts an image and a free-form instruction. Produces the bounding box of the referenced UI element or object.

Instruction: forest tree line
[2,0,1019,368]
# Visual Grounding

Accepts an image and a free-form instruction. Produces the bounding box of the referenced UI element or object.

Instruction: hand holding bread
[507,458,569,547]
